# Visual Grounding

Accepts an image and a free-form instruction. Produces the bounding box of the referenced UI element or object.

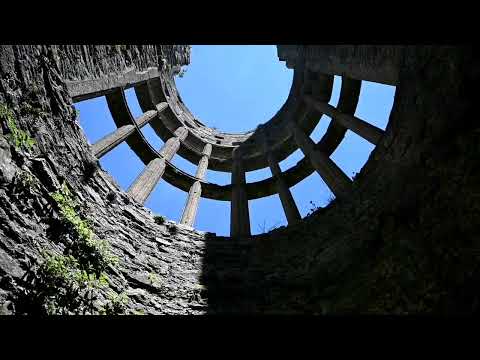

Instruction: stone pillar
[261,133,301,225]
[194,145,211,179]
[92,109,161,158]
[230,148,251,238]
[127,126,188,204]
[159,127,188,160]
[126,157,167,205]
[288,119,352,198]
[303,95,385,145]
[180,144,212,227]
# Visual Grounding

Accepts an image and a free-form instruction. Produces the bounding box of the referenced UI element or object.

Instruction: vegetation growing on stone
[17,250,109,315]
[257,219,282,233]
[148,272,160,286]
[1,44,475,315]
[100,291,129,315]
[154,215,166,225]
[307,201,320,216]
[11,170,36,193]
[15,182,128,315]
[18,170,34,187]
[50,182,118,272]
[177,68,187,78]
[133,308,145,315]
[0,103,36,151]
[20,102,48,118]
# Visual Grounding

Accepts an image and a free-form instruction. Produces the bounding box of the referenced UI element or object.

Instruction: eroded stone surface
[0,45,478,315]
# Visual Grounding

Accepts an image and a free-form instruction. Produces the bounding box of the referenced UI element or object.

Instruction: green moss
[0,103,36,151]
[133,308,145,315]
[148,272,160,286]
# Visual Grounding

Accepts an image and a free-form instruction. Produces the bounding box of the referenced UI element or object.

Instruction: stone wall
[278,45,403,85]
[54,45,190,82]
[0,45,208,315]
[220,46,480,314]
[0,45,478,315]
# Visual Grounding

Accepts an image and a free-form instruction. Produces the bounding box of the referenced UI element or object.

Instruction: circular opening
[175,45,293,133]
[73,45,396,237]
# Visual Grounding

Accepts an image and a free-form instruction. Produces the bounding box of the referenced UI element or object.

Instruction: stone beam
[92,108,163,158]
[303,95,385,145]
[288,120,352,198]
[267,152,302,224]
[261,132,301,225]
[230,148,251,238]
[68,67,160,103]
[180,144,212,227]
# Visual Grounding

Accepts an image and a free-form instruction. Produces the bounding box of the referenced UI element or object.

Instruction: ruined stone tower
[0,45,478,314]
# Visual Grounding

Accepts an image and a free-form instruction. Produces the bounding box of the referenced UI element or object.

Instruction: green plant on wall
[19,171,34,187]
[177,68,187,78]
[21,102,48,118]
[50,182,119,273]
[0,103,36,151]
[18,250,109,315]
[11,170,36,193]
[148,272,161,286]
[307,201,320,216]
[153,215,166,225]
[16,181,128,315]
[100,291,130,315]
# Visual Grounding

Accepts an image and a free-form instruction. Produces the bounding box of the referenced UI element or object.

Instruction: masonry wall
[217,46,480,314]
[278,45,403,85]
[0,45,478,315]
[54,45,190,82]
[0,45,209,315]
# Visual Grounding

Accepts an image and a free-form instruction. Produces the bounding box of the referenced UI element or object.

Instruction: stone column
[127,126,188,204]
[230,148,251,238]
[92,108,163,158]
[261,133,301,225]
[303,95,385,145]
[180,143,212,227]
[288,119,352,198]
[158,127,188,160]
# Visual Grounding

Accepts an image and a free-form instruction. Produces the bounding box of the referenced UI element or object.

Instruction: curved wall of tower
[0,45,477,314]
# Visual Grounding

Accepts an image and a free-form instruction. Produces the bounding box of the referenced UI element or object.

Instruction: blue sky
[75,45,395,236]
